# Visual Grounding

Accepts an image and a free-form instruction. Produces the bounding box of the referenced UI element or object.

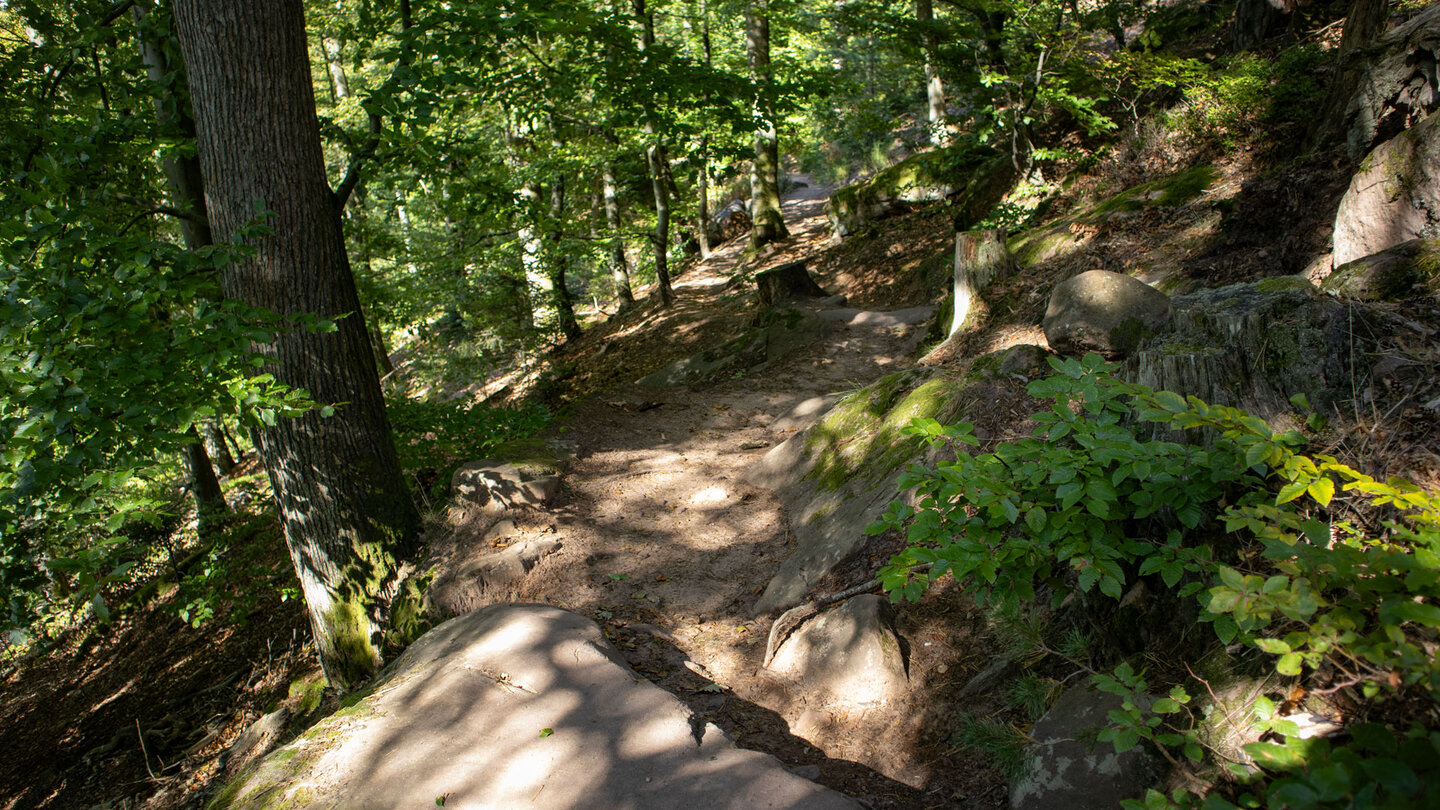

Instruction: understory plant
[872,355,1440,808]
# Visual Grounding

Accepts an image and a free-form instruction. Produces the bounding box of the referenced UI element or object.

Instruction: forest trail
[433,178,982,804]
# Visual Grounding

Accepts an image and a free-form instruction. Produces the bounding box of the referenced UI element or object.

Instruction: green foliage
[951,714,1032,781]
[1163,48,1327,151]
[386,399,550,502]
[875,356,1440,807]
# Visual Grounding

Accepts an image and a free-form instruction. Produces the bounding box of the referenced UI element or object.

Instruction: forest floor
[431,177,1014,807]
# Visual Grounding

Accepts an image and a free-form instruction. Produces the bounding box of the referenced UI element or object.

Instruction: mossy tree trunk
[174,0,422,690]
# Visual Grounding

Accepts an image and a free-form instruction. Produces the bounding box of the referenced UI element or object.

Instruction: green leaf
[1362,758,1418,795]
[1025,507,1046,533]
[1275,652,1304,676]
[1380,599,1440,628]
[1307,477,1335,506]
[1242,741,1306,772]
[1276,480,1308,505]
[539,728,554,738]
[1253,638,1291,654]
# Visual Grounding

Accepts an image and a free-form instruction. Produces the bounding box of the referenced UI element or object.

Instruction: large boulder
[1043,270,1171,359]
[1323,238,1440,301]
[1011,686,1166,810]
[212,605,860,810]
[1334,110,1440,265]
[764,595,909,709]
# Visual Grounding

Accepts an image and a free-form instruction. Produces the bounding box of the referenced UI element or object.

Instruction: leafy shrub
[1164,47,1326,151]
[387,399,550,503]
[873,355,1440,807]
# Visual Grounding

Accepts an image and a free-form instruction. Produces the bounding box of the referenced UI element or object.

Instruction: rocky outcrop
[425,519,563,617]
[764,595,909,709]
[1334,110,1440,265]
[755,260,831,307]
[745,368,967,614]
[1125,277,1360,420]
[212,605,860,810]
[825,146,1009,238]
[1323,238,1440,301]
[1011,686,1166,810]
[1043,270,1171,359]
[1333,4,1440,160]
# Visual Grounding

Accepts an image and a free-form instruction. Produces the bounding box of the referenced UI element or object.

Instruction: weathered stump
[950,228,1013,336]
[920,228,1014,364]
[755,260,830,307]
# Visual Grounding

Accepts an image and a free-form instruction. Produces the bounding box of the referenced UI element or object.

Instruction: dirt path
[434,180,1003,806]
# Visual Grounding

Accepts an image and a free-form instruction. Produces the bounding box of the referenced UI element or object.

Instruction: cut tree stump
[755,260,829,307]
[921,228,1013,364]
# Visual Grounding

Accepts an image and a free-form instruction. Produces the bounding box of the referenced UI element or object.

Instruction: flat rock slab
[452,461,562,510]
[216,605,860,810]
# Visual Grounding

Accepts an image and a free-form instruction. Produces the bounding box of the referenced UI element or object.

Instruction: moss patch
[803,371,967,493]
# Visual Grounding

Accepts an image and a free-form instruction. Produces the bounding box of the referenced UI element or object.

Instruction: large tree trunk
[746,1,789,249]
[173,0,422,690]
[1232,0,1294,51]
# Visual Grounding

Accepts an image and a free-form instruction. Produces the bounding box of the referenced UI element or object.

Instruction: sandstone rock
[825,146,1009,238]
[451,461,562,510]
[1324,238,1440,301]
[1011,687,1166,810]
[765,595,909,709]
[747,370,966,615]
[214,605,859,810]
[426,532,562,617]
[1335,5,1440,160]
[1334,110,1440,265]
[1043,270,1171,359]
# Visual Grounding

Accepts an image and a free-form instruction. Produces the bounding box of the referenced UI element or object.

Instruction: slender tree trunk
[518,180,554,331]
[133,1,229,520]
[601,161,635,308]
[201,421,237,475]
[746,1,789,249]
[916,0,950,147]
[547,174,581,341]
[173,0,422,690]
[323,36,350,101]
[696,2,713,259]
[647,136,675,306]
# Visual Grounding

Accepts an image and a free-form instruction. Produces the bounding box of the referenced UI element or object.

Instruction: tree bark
[133,1,228,521]
[601,160,635,309]
[647,136,676,306]
[747,1,789,249]
[916,0,950,147]
[1231,0,1293,52]
[948,229,1012,336]
[173,0,422,690]
[323,36,350,101]
[201,421,237,475]
[547,174,581,341]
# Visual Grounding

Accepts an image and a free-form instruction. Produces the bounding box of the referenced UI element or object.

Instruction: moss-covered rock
[746,369,970,614]
[1322,238,1440,301]
[1010,166,1218,268]
[825,145,995,237]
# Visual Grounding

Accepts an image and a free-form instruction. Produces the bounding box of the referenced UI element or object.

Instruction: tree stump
[950,228,1013,336]
[755,260,829,307]
[920,228,1014,366]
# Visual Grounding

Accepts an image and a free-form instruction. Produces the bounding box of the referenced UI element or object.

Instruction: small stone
[739,440,770,450]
